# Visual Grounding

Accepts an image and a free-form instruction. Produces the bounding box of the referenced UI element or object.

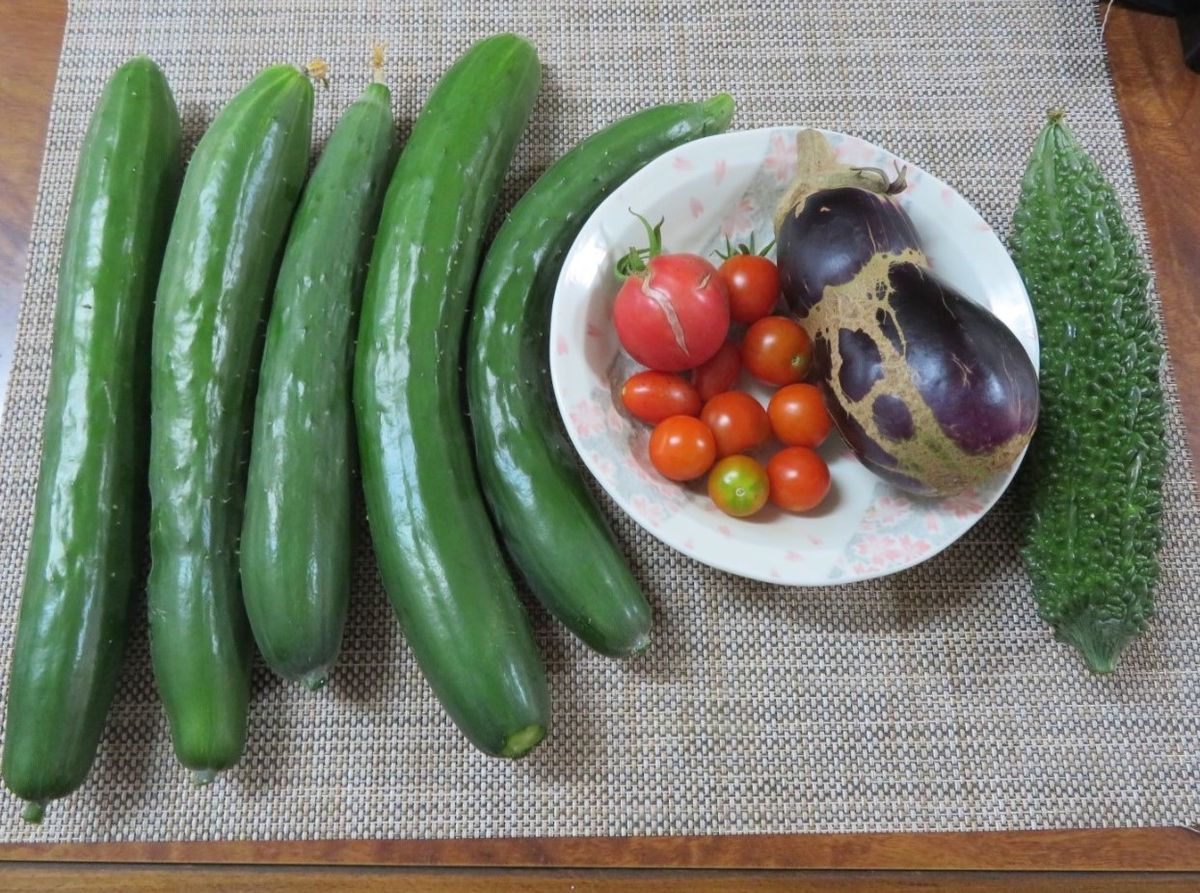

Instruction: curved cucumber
[148,65,313,779]
[241,81,394,690]
[355,35,549,758]
[466,95,734,657]
[1,57,181,824]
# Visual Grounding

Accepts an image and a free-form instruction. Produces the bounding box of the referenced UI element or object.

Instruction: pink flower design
[713,158,727,185]
[605,403,629,434]
[833,139,879,167]
[588,451,616,479]
[631,494,668,526]
[585,322,603,338]
[763,132,797,183]
[861,493,912,530]
[852,533,932,570]
[569,399,606,438]
[717,524,732,538]
[940,487,984,519]
[720,198,755,239]
[555,335,569,356]
[689,197,704,218]
[924,513,942,534]
[672,155,695,171]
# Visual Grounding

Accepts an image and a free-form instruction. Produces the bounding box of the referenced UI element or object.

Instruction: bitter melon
[1010,111,1166,674]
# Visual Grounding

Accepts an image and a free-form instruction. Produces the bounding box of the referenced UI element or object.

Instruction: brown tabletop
[1,2,1198,890]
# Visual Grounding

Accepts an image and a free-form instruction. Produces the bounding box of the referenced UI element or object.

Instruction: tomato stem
[615,209,665,280]
[714,232,775,261]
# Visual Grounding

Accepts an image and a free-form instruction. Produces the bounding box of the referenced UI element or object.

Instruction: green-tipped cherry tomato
[707,455,769,517]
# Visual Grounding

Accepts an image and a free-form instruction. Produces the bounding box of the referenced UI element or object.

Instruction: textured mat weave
[1,0,1198,841]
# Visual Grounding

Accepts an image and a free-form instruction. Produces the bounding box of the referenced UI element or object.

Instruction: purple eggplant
[774,130,1039,497]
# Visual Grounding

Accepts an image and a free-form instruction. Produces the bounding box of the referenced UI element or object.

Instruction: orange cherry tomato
[649,415,716,481]
[768,383,832,448]
[742,315,812,386]
[707,455,769,518]
[767,446,830,512]
[621,371,702,424]
[717,253,780,324]
[700,391,771,458]
[691,341,742,402]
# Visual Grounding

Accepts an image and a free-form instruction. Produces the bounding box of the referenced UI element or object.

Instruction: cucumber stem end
[500,724,545,759]
[302,669,329,692]
[191,768,218,787]
[21,801,46,824]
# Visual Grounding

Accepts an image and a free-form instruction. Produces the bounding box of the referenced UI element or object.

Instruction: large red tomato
[613,255,730,372]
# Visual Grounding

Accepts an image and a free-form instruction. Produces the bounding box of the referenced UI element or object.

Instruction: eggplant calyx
[615,208,665,280]
[850,161,909,196]
[773,129,905,234]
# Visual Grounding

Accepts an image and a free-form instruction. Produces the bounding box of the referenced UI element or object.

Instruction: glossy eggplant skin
[775,130,1039,497]
[778,186,921,316]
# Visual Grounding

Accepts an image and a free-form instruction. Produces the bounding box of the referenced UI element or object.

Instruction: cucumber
[355,34,549,758]
[148,65,313,780]
[1011,112,1166,673]
[466,96,735,657]
[240,79,394,690]
[2,57,181,823]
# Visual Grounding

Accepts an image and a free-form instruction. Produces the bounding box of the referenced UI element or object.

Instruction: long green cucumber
[148,65,312,780]
[1,57,180,824]
[355,34,549,758]
[466,96,735,658]
[241,78,395,690]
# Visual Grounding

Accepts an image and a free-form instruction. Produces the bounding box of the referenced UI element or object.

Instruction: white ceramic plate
[549,127,1039,586]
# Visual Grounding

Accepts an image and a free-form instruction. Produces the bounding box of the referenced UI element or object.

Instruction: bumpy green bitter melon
[1010,111,1166,674]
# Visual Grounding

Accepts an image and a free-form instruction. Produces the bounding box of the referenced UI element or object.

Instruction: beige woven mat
[1,0,1198,842]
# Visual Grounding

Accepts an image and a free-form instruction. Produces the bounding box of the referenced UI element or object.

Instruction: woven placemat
[1,0,1198,842]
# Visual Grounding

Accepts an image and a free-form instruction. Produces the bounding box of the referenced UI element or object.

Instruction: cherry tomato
[621,371,702,424]
[707,455,769,518]
[700,391,771,458]
[718,254,780,324]
[613,252,730,371]
[768,383,832,448]
[767,446,830,512]
[742,316,812,386]
[649,415,716,481]
[691,341,742,402]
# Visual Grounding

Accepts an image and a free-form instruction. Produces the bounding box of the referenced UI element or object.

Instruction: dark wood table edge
[1,2,1199,881]
[1,827,1199,871]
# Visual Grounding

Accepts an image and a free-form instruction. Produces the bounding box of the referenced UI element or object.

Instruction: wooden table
[1,2,1198,889]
